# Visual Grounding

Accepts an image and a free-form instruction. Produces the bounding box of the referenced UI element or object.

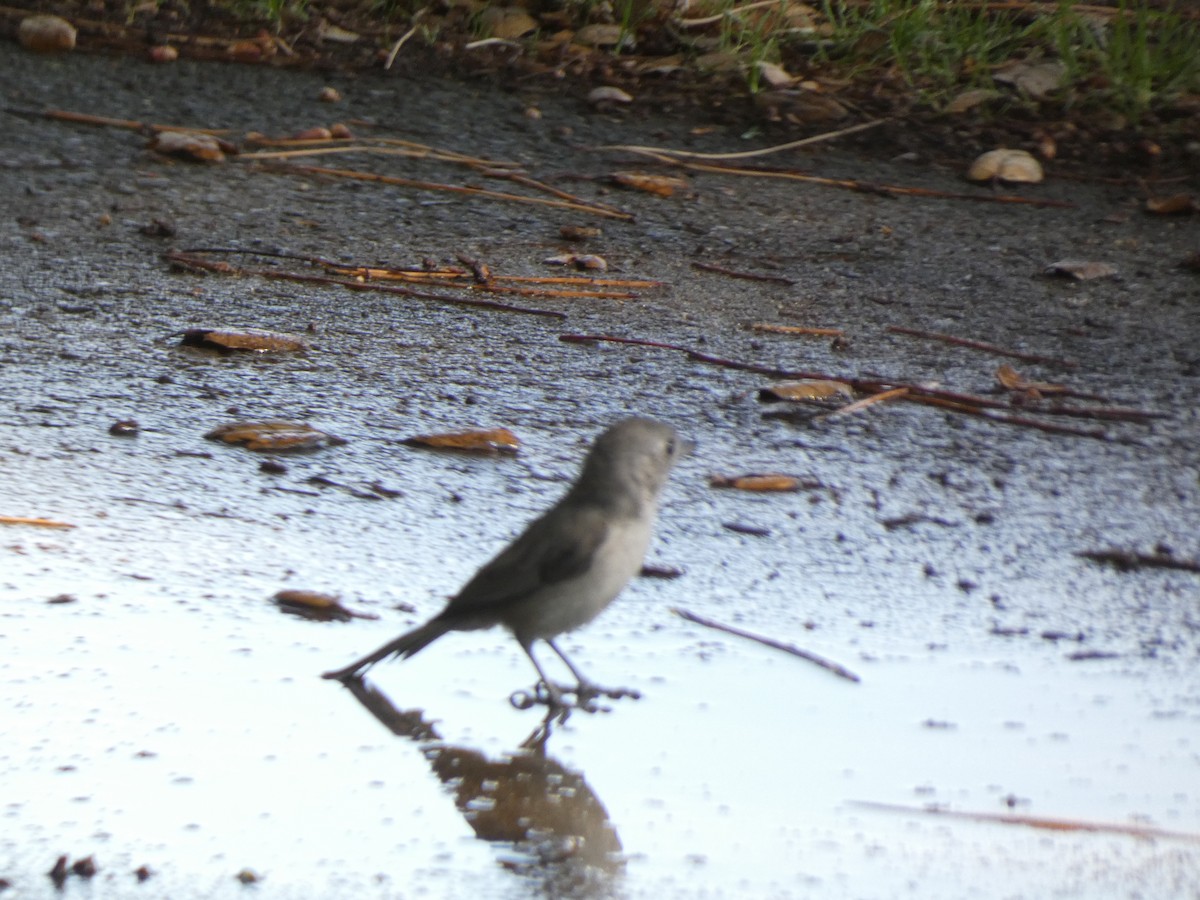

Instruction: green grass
[813,0,1200,121]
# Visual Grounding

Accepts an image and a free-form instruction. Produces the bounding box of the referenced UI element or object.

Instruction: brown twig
[10,106,231,135]
[166,251,566,318]
[693,262,795,285]
[0,515,76,528]
[673,608,861,683]
[751,323,846,337]
[851,801,1200,842]
[1076,549,1200,573]
[887,325,1078,369]
[262,162,634,220]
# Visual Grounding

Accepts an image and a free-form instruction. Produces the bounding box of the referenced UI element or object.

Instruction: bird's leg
[514,640,574,721]
[544,639,641,712]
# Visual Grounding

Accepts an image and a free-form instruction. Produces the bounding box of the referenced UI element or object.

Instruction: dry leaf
[206,421,347,452]
[759,380,854,401]
[402,427,520,454]
[575,24,624,47]
[178,328,308,352]
[756,60,795,88]
[318,22,361,43]
[992,60,1065,100]
[638,54,684,75]
[710,473,801,492]
[588,86,633,106]
[610,171,688,197]
[149,131,229,162]
[1044,259,1118,281]
[967,149,1043,184]
[18,15,76,53]
[273,589,378,622]
[479,6,537,39]
[944,88,1000,114]
[1145,194,1196,215]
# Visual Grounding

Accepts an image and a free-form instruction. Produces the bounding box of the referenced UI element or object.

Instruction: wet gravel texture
[2,42,1199,899]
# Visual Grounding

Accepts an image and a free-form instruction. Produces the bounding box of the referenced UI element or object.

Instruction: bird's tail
[321,619,450,681]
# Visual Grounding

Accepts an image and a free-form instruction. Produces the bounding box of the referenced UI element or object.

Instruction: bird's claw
[510,680,640,716]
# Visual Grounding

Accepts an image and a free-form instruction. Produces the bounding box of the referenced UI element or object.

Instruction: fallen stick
[887,325,1078,369]
[266,163,634,221]
[672,607,861,683]
[751,323,845,337]
[851,801,1200,843]
[693,261,796,285]
[560,333,1162,436]
[601,147,1075,209]
[0,515,76,529]
[10,106,231,135]
[1076,549,1200,573]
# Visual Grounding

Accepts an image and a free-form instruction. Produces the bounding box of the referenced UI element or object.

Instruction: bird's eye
[665,438,676,456]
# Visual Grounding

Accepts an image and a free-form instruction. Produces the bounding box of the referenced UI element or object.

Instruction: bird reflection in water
[340,677,623,890]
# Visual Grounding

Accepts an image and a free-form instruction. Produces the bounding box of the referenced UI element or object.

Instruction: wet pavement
[2,42,1199,898]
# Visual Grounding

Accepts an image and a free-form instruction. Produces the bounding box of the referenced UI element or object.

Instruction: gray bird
[322,417,689,711]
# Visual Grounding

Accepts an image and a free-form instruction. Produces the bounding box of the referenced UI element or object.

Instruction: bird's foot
[510,680,640,717]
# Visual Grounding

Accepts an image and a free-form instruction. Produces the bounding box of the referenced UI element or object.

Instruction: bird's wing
[440,505,608,617]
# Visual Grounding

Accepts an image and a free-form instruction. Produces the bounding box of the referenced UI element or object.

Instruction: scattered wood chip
[148,44,177,63]
[109,419,139,436]
[205,421,347,452]
[759,380,854,401]
[827,386,909,418]
[559,224,602,241]
[273,589,379,622]
[402,427,520,454]
[1145,193,1196,215]
[178,328,308,353]
[235,869,260,885]
[996,363,1067,395]
[148,131,231,163]
[1044,259,1118,280]
[710,473,801,492]
[967,148,1043,184]
[722,521,771,537]
[609,171,688,197]
[18,15,76,53]
[640,563,684,579]
[543,252,607,271]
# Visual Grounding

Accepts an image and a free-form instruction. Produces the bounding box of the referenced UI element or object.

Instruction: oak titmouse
[322,417,689,710]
